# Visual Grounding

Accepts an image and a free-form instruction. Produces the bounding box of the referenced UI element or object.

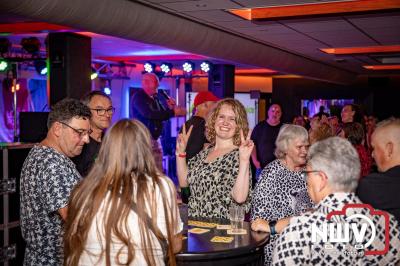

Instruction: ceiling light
[160,63,172,74]
[0,60,8,71]
[0,38,11,55]
[200,61,211,73]
[363,65,400,70]
[144,62,155,73]
[103,87,111,95]
[182,61,194,73]
[21,37,41,55]
[34,60,47,75]
[91,67,98,80]
[320,45,400,55]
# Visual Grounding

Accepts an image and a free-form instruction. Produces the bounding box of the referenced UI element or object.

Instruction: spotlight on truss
[182,61,194,73]
[200,61,212,73]
[144,62,156,73]
[160,63,172,74]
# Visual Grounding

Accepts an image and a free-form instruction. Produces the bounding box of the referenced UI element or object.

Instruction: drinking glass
[229,205,244,233]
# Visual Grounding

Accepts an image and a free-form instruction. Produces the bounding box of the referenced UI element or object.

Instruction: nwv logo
[311,204,390,255]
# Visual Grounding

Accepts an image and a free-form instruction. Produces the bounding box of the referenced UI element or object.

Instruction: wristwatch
[269,220,277,235]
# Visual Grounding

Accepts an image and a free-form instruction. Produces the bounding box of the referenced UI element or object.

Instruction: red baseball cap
[194,91,220,107]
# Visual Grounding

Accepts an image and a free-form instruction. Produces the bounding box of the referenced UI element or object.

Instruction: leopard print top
[251,159,314,265]
[187,146,252,219]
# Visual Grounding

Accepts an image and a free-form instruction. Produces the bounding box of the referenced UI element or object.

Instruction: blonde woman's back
[78,176,183,266]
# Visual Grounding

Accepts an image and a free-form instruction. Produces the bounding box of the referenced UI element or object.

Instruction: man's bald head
[371,118,400,172]
[142,73,159,96]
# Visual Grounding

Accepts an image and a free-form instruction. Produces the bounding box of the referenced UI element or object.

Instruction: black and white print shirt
[20,145,81,266]
[272,193,400,266]
[187,146,252,219]
[251,159,314,265]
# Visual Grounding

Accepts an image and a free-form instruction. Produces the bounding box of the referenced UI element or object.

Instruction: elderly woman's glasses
[91,107,115,116]
[58,121,92,138]
[301,170,320,180]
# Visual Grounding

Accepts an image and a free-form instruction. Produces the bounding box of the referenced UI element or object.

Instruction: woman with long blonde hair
[65,119,182,266]
[176,98,254,219]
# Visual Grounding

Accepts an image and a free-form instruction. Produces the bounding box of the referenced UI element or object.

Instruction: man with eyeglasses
[73,91,114,176]
[20,98,91,266]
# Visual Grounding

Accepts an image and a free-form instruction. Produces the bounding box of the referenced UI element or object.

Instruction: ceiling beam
[0,0,356,84]
[0,22,71,33]
[229,0,400,21]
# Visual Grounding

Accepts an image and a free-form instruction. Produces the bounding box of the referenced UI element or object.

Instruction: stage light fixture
[34,60,47,75]
[144,62,155,73]
[21,37,41,55]
[0,60,8,71]
[90,67,98,80]
[200,61,211,73]
[182,61,194,73]
[103,87,112,95]
[160,63,172,74]
[0,38,11,55]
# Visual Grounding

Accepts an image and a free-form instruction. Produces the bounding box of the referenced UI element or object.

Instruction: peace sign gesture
[239,129,254,161]
[176,123,193,154]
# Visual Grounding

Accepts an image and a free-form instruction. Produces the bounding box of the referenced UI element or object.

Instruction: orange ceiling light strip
[228,0,400,21]
[321,45,400,55]
[0,22,72,34]
[363,65,400,70]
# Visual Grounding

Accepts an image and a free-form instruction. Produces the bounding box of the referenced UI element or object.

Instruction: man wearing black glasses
[20,98,91,266]
[73,91,114,176]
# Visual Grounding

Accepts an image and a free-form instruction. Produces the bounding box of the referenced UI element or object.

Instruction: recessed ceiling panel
[233,0,350,8]
[347,14,400,29]
[361,27,400,45]
[184,10,243,22]
[305,30,377,47]
[284,19,354,33]
[160,0,242,12]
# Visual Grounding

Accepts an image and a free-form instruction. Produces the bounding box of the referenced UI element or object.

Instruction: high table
[176,217,269,266]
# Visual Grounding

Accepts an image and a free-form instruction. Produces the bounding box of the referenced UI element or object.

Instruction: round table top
[176,218,269,261]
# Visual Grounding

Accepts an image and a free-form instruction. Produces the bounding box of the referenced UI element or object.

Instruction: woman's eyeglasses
[301,170,320,180]
[58,121,92,138]
[91,107,115,116]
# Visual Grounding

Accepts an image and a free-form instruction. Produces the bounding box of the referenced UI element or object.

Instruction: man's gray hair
[375,117,400,132]
[275,124,308,159]
[307,137,360,192]
[143,72,160,85]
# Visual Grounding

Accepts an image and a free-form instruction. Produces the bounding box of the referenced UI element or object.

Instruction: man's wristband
[269,220,277,235]
[176,152,186,158]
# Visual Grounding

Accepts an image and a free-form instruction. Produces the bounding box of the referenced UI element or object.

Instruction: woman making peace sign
[176,98,254,219]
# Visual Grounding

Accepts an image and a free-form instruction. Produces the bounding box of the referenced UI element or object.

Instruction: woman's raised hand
[239,129,254,161]
[176,124,193,154]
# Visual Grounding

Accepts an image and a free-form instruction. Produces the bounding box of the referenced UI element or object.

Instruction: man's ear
[318,171,329,192]
[386,141,394,158]
[52,122,62,138]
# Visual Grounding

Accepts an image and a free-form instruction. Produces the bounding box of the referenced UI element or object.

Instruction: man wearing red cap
[183,91,219,162]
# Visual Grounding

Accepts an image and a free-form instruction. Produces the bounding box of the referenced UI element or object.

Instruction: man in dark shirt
[131,73,185,171]
[315,105,329,119]
[183,91,219,161]
[73,91,114,176]
[357,118,400,222]
[251,104,282,171]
